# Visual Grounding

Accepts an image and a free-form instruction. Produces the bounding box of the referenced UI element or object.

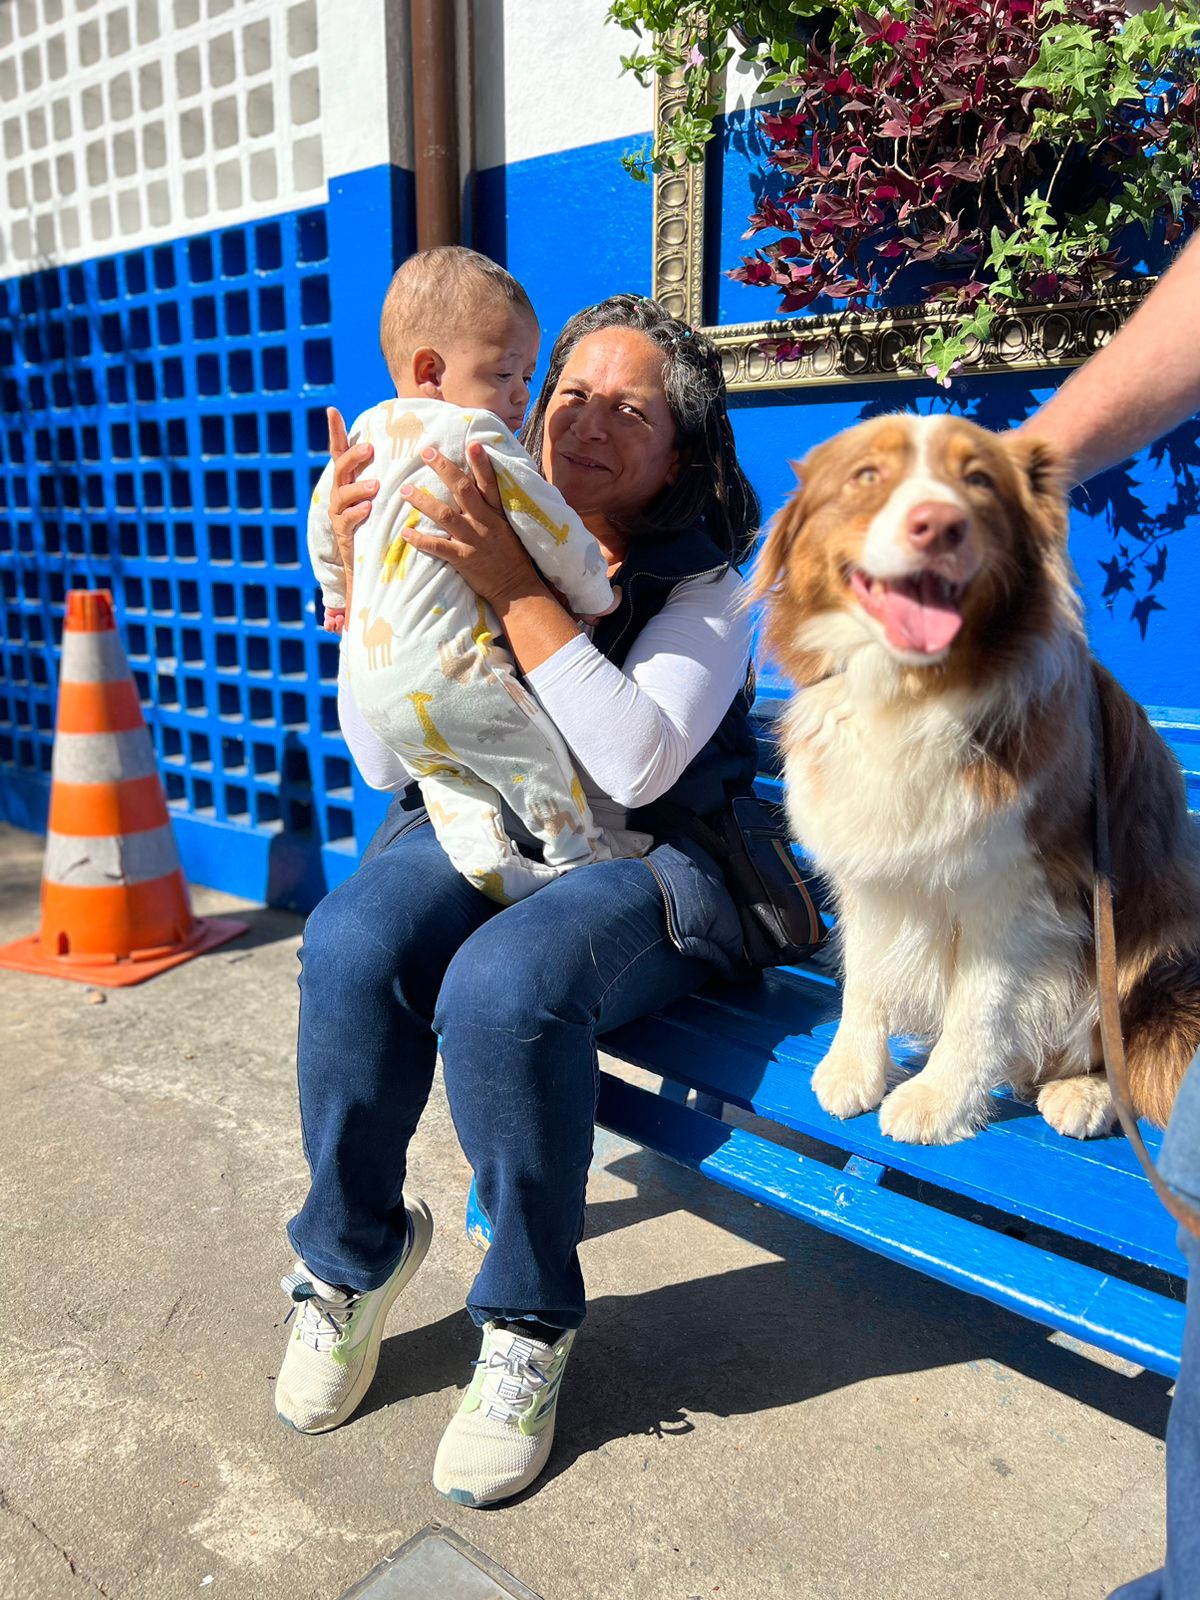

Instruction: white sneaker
[432,1321,576,1506]
[274,1195,433,1434]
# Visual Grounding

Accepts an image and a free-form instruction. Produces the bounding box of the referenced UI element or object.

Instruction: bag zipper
[642,854,685,953]
[602,564,727,659]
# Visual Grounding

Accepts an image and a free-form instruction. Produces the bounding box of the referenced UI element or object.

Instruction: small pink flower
[686,43,704,68]
[927,359,963,389]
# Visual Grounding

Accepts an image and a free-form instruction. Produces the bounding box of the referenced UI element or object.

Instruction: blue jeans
[286,814,714,1330]
[1109,1052,1200,1600]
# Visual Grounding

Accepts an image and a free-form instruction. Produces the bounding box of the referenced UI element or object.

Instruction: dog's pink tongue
[872,572,963,655]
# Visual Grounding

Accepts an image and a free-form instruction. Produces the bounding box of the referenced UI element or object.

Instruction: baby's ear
[1006,433,1068,546]
[412,345,444,394]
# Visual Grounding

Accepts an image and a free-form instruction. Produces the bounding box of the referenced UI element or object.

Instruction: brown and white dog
[752,414,1200,1144]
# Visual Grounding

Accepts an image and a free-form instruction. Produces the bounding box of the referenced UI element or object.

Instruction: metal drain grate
[338,1523,543,1600]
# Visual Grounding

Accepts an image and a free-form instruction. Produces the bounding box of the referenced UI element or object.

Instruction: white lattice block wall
[0,0,333,271]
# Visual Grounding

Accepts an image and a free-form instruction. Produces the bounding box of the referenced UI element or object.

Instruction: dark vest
[591,524,759,827]
[577,521,756,976]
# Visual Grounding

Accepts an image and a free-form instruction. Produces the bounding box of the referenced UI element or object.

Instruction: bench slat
[692,971,1177,1203]
[602,975,1185,1278]
[688,969,1170,1167]
[597,1073,1185,1378]
[682,969,1168,1178]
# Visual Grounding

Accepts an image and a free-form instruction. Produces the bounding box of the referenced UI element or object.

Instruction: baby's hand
[323,606,347,634]
[578,585,621,626]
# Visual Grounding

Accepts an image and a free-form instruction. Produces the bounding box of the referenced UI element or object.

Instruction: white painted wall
[317,0,412,177]
[471,0,653,171]
[723,39,787,117]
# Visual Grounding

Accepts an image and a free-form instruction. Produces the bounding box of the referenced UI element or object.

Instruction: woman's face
[543,327,681,528]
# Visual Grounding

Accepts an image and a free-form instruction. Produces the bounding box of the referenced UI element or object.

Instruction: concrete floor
[0,821,1172,1600]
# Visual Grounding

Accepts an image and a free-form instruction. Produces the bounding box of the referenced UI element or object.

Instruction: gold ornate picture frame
[650,63,1153,392]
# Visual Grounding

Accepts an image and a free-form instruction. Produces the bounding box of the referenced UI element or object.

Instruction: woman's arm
[1018,232,1200,482]
[525,567,751,809]
[337,568,750,806]
[337,662,411,791]
[336,570,749,807]
[395,445,750,804]
[397,443,587,673]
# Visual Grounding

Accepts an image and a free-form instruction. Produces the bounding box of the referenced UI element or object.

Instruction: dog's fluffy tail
[1120,950,1200,1128]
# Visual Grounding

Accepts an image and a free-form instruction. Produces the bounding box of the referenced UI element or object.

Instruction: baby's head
[380,247,539,433]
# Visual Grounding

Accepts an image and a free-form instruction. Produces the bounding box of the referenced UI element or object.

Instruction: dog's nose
[905,501,968,553]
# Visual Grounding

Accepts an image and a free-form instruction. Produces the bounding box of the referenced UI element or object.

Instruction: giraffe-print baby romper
[307,398,647,903]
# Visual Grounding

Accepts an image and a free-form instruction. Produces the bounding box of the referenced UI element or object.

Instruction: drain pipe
[409,0,461,247]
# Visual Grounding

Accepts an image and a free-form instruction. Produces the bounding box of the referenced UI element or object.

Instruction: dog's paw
[879,1075,980,1144]
[811,1050,889,1120]
[1037,1075,1116,1139]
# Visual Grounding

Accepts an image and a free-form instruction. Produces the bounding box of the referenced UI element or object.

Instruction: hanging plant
[606,1,834,177]
[610,1,1200,381]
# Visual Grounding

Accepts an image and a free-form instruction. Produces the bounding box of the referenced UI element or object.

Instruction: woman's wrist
[487,567,554,612]
[490,577,582,675]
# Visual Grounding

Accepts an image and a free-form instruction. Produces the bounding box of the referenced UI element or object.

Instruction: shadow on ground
[364,1144,1171,1513]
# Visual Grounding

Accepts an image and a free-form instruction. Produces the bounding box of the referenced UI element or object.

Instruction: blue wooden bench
[471,687,1193,1379]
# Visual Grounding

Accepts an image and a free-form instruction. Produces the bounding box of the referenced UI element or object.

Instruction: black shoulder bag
[650,796,828,971]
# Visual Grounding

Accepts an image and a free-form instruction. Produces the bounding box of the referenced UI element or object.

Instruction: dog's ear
[746,492,805,607]
[1006,433,1069,547]
[746,466,818,607]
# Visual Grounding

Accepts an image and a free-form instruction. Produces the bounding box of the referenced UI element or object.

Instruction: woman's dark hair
[521,294,760,566]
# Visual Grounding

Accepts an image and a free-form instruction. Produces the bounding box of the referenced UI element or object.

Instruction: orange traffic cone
[0,590,246,986]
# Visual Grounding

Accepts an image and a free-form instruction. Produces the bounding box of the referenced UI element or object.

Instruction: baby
[308,247,645,903]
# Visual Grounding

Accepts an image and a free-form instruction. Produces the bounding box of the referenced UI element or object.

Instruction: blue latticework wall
[0,166,406,909]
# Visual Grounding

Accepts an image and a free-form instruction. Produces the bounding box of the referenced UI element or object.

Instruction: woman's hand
[399,442,546,611]
[402,442,583,673]
[326,407,379,610]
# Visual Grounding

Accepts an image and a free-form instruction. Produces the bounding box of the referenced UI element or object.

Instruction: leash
[1090,680,1200,1238]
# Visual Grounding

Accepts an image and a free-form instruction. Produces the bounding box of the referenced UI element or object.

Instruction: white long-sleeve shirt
[338,564,751,830]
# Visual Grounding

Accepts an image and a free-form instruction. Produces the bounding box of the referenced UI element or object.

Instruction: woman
[276,295,761,1507]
